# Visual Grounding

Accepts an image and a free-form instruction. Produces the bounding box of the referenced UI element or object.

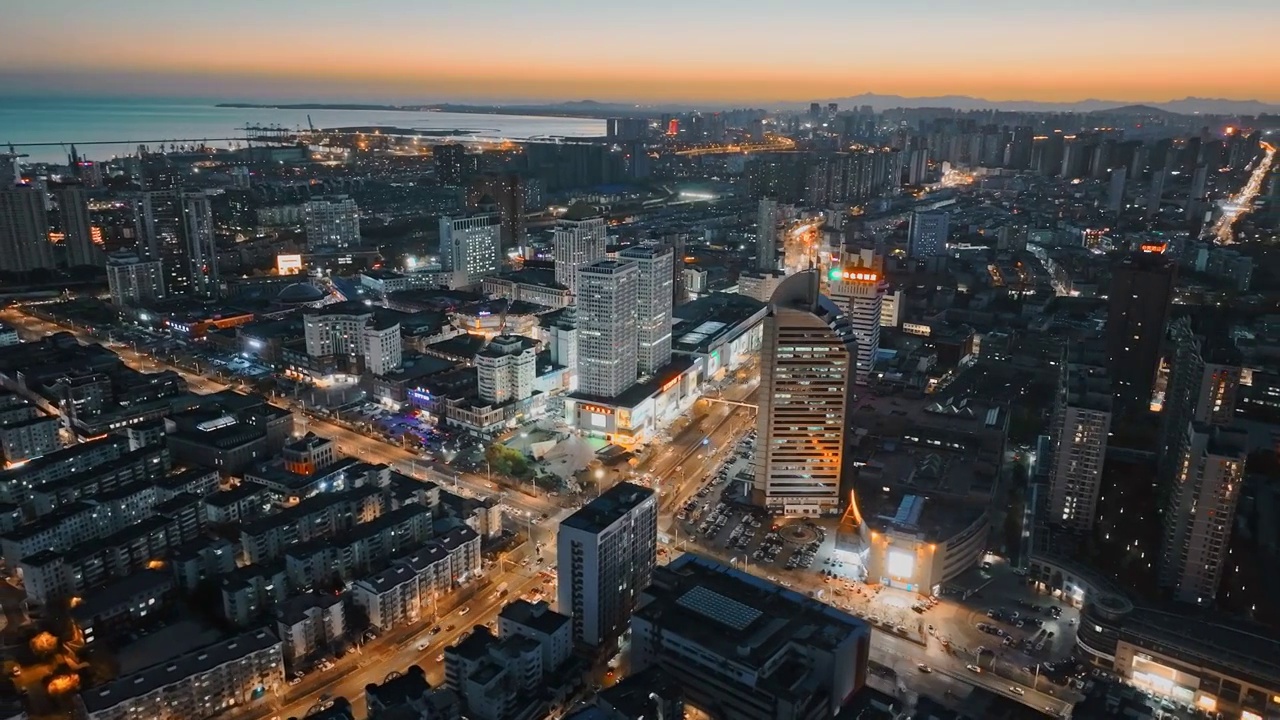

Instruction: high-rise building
[1047,364,1112,533]
[545,308,578,393]
[183,194,219,297]
[1106,251,1175,413]
[755,198,780,271]
[1006,126,1034,170]
[1107,168,1127,215]
[666,234,687,308]
[1159,317,1244,479]
[826,248,884,385]
[556,481,656,647]
[1160,425,1246,605]
[476,335,537,405]
[303,303,402,376]
[907,211,950,258]
[440,211,502,286]
[618,245,673,376]
[753,272,858,516]
[576,260,638,398]
[553,205,608,296]
[304,196,361,250]
[55,185,100,267]
[137,190,218,297]
[466,174,527,249]
[0,152,22,187]
[434,144,466,186]
[106,252,166,306]
[0,186,55,272]
[907,148,929,185]
[1146,170,1166,218]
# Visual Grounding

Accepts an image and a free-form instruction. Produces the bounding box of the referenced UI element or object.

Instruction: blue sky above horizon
[4,0,1278,104]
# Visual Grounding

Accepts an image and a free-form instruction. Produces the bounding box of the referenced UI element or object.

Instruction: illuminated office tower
[753,271,858,516]
[576,259,638,398]
[618,244,673,375]
[183,193,219,298]
[106,252,166,306]
[138,189,218,297]
[553,205,608,296]
[440,211,501,285]
[827,248,884,385]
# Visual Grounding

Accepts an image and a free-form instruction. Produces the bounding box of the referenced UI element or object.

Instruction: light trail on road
[1209,141,1276,245]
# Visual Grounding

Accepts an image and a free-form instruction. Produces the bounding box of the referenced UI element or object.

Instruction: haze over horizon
[4,0,1278,106]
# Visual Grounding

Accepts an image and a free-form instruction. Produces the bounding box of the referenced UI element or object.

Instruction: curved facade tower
[752,271,860,516]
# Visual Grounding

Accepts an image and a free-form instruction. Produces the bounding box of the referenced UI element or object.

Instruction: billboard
[277,254,303,275]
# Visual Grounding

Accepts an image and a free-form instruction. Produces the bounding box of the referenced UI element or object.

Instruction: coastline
[214,102,618,120]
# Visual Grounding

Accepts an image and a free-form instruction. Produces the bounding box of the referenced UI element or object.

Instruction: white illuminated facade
[303,305,402,376]
[553,211,608,296]
[476,335,537,405]
[576,260,638,399]
[441,212,501,286]
[618,244,673,376]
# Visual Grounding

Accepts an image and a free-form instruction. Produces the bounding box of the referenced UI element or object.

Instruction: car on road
[459,606,470,616]
[416,639,431,651]
[435,653,444,662]
[1010,687,1025,696]
[966,664,982,673]
[917,664,932,673]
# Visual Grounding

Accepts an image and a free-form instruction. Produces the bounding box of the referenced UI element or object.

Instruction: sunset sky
[3,0,1278,105]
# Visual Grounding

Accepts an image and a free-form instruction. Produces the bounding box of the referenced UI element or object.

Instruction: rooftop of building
[498,599,569,636]
[490,267,567,291]
[203,480,269,508]
[364,664,430,707]
[71,569,171,621]
[425,334,488,362]
[561,201,603,222]
[568,355,695,410]
[671,292,768,354]
[81,629,281,712]
[477,335,538,360]
[355,562,418,595]
[581,259,635,274]
[276,591,344,626]
[635,553,867,674]
[560,481,654,535]
[362,269,407,280]
[453,298,548,319]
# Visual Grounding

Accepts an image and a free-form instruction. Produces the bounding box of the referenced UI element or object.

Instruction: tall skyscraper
[1106,251,1175,413]
[183,194,219,297]
[618,245,673,376]
[434,144,466,186]
[907,148,929,185]
[0,186,55,272]
[1047,364,1112,533]
[553,205,608,296]
[556,481,656,647]
[826,248,884,385]
[753,272,858,516]
[665,234,687,308]
[576,260,638,398]
[907,211,950,258]
[755,198,780,271]
[1107,168,1127,216]
[304,196,361,250]
[1160,425,1246,605]
[440,211,502,286]
[1159,317,1244,480]
[0,152,22,187]
[106,252,166,306]
[1146,170,1166,218]
[137,189,217,296]
[54,185,100,267]
[1007,126,1034,170]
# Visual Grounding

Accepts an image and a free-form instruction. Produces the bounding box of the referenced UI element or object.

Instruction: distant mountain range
[799,94,1280,115]
[216,95,1280,119]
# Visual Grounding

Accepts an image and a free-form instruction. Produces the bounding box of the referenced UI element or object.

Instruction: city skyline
[4,0,1280,105]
